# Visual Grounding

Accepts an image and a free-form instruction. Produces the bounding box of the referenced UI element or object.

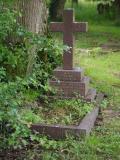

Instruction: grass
[65,0,118,25]
[75,52,120,95]
[75,25,120,49]
[71,1,120,159]
[41,1,120,159]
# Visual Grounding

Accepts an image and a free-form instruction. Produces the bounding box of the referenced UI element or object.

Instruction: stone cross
[50,9,88,70]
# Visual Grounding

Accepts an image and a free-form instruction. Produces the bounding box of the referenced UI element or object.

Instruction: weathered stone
[50,77,89,97]
[50,9,88,70]
[31,94,104,139]
[85,88,96,102]
[52,67,84,82]
[49,9,96,102]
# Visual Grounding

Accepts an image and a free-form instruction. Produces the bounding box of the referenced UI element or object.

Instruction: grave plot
[31,9,104,139]
[31,93,103,139]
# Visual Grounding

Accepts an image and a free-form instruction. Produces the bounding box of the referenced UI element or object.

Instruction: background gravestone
[50,9,96,101]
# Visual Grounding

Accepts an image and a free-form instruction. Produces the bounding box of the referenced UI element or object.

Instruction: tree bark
[14,0,48,75]
[114,0,120,12]
[72,0,78,5]
[49,0,66,21]
[16,0,47,34]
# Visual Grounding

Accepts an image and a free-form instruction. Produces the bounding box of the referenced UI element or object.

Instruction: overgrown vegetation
[22,98,94,126]
[0,2,63,150]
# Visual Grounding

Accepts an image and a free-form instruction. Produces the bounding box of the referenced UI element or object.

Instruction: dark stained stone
[50,9,88,70]
[49,9,96,102]
[52,67,84,82]
[50,76,90,97]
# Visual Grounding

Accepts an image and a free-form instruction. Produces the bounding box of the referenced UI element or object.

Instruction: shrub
[0,1,64,150]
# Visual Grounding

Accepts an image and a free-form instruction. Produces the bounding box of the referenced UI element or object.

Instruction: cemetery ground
[2,20,120,160]
[42,5,120,157]
[1,1,120,160]
[35,27,120,159]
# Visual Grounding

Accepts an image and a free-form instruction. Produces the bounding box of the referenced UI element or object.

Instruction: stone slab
[85,88,96,102]
[31,124,79,139]
[31,93,104,139]
[48,88,96,102]
[52,67,84,82]
[50,77,90,97]
[78,93,104,134]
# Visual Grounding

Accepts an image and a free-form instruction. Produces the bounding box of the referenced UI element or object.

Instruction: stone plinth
[52,67,84,82]
[49,9,97,102]
[50,67,96,102]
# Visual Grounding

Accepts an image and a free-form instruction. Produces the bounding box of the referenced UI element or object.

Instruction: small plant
[100,99,109,109]
[89,47,102,57]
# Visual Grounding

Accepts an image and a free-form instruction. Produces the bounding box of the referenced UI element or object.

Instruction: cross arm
[50,22,64,32]
[73,22,88,32]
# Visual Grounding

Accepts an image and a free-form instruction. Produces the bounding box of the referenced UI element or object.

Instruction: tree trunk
[72,0,78,5]
[49,0,66,21]
[14,0,48,75]
[114,0,120,12]
[16,0,47,34]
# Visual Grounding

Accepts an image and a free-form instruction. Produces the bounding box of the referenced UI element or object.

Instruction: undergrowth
[21,98,94,125]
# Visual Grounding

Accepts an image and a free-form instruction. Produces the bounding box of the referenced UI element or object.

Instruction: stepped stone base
[50,77,89,97]
[50,67,96,102]
[52,67,84,82]
[85,88,96,102]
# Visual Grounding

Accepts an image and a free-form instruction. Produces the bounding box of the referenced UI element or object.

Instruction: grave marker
[50,9,96,101]
[50,9,88,70]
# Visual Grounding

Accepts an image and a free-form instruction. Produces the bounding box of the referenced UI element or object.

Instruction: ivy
[0,0,65,150]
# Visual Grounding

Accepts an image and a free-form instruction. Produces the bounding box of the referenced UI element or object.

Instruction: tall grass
[65,0,117,25]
